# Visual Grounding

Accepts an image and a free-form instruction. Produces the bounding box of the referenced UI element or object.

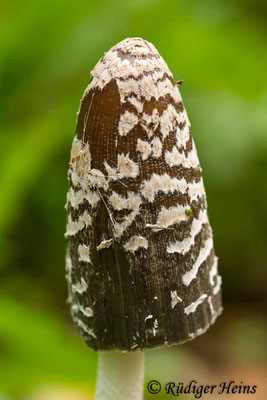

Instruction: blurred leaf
[0,297,97,396]
[0,105,74,272]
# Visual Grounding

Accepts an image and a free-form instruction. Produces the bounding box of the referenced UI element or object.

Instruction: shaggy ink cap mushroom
[65,37,223,353]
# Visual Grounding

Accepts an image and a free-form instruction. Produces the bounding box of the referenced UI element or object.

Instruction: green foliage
[0,297,96,395]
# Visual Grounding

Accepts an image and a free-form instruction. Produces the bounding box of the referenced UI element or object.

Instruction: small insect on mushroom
[65,37,222,400]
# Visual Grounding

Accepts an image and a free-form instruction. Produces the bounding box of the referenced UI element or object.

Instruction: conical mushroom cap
[65,37,223,351]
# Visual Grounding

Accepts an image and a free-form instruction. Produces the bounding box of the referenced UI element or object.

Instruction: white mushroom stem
[96,350,145,400]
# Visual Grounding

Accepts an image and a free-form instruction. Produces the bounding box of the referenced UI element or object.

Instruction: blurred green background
[0,0,267,399]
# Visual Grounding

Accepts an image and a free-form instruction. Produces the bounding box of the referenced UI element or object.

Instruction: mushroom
[65,37,223,400]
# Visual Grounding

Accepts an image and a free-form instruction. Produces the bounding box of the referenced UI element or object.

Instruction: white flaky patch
[167,210,208,254]
[184,294,208,315]
[75,144,91,172]
[160,104,178,140]
[153,319,158,336]
[182,238,213,286]
[176,123,190,148]
[165,141,200,170]
[67,187,100,210]
[86,169,108,189]
[109,191,142,237]
[118,38,169,70]
[213,275,222,295]
[69,139,92,188]
[117,153,139,178]
[104,160,117,180]
[171,290,183,309]
[136,57,169,78]
[97,239,113,251]
[80,210,92,226]
[127,192,142,213]
[76,318,96,339]
[141,173,187,202]
[165,146,182,167]
[65,214,84,237]
[156,205,188,229]
[136,138,152,160]
[70,136,83,159]
[116,79,139,103]
[151,69,165,83]
[189,327,206,339]
[188,178,206,202]
[209,256,218,286]
[80,306,93,318]
[78,244,91,263]
[109,192,129,210]
[72,303,94,318]
[81,306,94,317]
[184,148,200,170]
[72,277,88,295]
[105,153,139,181]
[84,189,100,208]
[69,136,88,162]
[109,191,142,213]
[117,78,140,97]
[65,209,92,237]
[156,77,176,99]
[145,223,170,232]
[179,109,190,127]
[83,169,108,191]
[87,58,111,91]
[71,170,80,187]
[65,254,72,290]
[128,96,143,113]
[117,59,140,80]
[67,188,84,209]
[141,109,160,138]
[66,254,72,274]
[124,236,148,253]
[118,111,138,136]
[151,137,162,158]
[140,74,158,101]
[145,314,153,322]
[120,39,153,56]
[208,296,216,323]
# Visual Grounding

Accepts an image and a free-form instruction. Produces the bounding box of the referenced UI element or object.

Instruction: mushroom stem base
[96,350,144,400]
